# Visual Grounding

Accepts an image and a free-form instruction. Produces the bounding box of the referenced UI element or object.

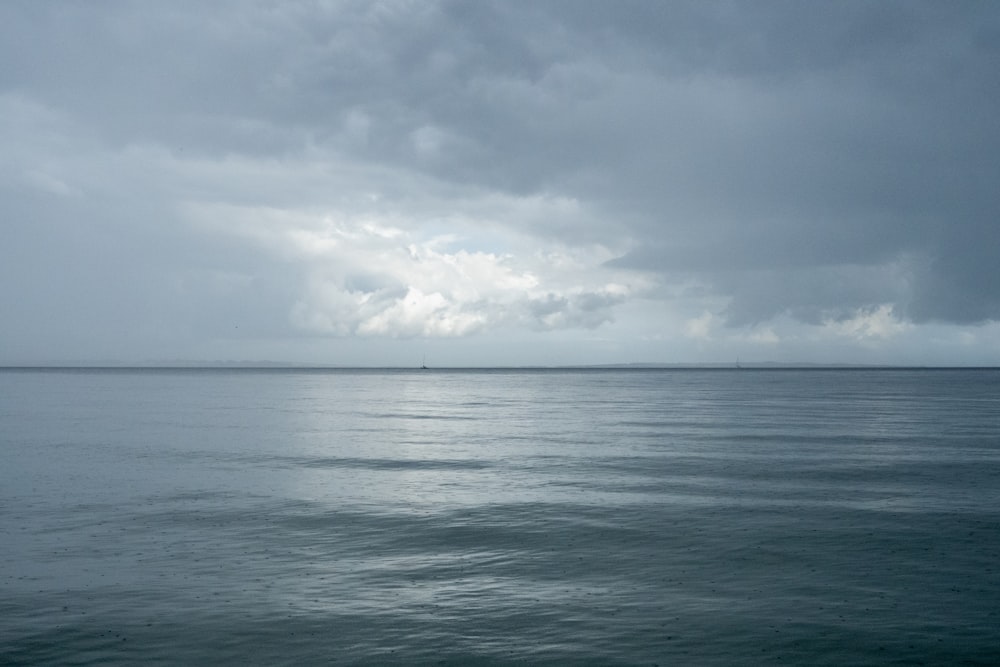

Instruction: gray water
[2,367,999,665]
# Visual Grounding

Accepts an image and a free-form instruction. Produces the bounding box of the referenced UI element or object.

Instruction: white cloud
[747,326,781,345]
[356,287,485,337]
[684,311,717,340]
[825,304,910,341]
[184,194,635,339]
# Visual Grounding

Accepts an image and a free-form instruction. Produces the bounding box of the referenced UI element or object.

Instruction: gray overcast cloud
[2,0,998,365]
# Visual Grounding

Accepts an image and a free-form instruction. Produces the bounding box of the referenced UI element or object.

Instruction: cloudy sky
[2,1,999,366]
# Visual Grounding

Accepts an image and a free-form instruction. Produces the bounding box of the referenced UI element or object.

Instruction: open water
[2,367,999,665]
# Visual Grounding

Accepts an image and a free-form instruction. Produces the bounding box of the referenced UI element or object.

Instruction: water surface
[2,368,999,664]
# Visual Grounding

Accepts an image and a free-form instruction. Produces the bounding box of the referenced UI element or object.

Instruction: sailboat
[421,354,428,370]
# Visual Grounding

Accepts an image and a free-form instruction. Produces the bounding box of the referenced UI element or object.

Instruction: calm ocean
[2,367,999,665]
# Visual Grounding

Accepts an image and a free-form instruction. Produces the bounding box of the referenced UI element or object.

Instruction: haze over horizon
[3,1,999,367]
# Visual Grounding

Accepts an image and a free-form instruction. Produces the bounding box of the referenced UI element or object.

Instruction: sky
[2,0,999,366]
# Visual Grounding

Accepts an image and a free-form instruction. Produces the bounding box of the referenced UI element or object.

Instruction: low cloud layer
[2,1,998,364]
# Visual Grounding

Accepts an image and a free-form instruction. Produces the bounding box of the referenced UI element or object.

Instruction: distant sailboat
[421,354,428,370]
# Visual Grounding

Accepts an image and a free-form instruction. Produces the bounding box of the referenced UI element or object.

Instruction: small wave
[287,456,491,471]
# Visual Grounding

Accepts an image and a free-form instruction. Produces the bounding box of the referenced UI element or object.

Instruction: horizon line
[2,361,998,370]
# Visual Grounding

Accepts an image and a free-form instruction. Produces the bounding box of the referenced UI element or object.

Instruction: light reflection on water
[2,368,999,664]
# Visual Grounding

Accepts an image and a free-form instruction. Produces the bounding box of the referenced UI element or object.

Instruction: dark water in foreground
[2,367,999,665]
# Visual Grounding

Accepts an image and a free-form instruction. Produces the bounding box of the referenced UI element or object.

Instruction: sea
[2,367,999,665]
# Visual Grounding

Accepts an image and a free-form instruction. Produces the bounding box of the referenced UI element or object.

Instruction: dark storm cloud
[536,0,1000,325]
[2,1,998,364]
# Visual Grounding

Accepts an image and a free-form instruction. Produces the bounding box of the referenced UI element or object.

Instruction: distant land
[2,360,996,369]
